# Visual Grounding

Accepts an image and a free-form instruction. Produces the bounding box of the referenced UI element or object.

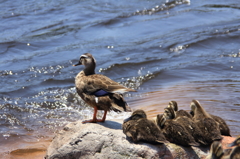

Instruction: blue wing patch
[93,89,109,97]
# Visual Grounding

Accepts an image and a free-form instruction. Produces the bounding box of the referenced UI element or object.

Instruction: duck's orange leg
[98,110,107,122]
[82,107,107,123]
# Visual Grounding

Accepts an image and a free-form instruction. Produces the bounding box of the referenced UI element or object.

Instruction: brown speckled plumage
[167,101,207,145]
[210,114,231,137]
[122,109,168,144]
[74,53,136,123]
[190,100,222,144]
[206,136,240,159]
[206,141,224,159]
[167,101,192,119]
[158,107,200,147]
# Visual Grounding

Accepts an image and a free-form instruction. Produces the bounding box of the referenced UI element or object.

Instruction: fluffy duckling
[74,53,136,123]
[167,101,192,119]
[206,136,240,159]
[165,105,207,146]
[157,107,200,147]
[155,114,164,127]
[190,109,231,137]
[205,141,224,159]
[190,100,222,144]
[227,135,240,159]
[122,109,168,144]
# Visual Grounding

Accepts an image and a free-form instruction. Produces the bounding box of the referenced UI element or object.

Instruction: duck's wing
[82,74,136,96]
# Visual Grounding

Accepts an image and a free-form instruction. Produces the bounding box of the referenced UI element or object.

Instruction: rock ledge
[45,120,221,159]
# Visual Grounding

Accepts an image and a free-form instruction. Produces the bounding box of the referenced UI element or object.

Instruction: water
[0,0,240,158]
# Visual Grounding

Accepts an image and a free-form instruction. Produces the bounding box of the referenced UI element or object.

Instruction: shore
[1,84,239,159]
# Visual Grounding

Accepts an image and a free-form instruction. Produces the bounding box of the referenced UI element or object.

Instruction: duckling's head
[207,141,224,159]
[73,53,96,75]
[158,115,167,129]
[124,109,147,123]
[156,114,164,128]
[190,99,200,113]
[164,107,176,119]
[167,101,178,111]
[190,99,211,118]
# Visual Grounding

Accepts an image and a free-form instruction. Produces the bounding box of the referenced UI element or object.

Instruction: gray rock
[45,120,209,159]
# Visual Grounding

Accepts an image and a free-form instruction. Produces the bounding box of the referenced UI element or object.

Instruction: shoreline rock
[45,120,234,159]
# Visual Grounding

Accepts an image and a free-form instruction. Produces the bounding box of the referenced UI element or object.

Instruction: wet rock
[45,120,233,159]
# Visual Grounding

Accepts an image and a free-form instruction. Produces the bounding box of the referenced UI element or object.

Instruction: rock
[45,120,233,159]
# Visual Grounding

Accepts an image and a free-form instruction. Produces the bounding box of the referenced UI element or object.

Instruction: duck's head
[164,107,175,119]
[190,99,200,113]
[74,53,96,67]
[156,114,164,128]
[73,53,96,75]
[158,114,167,129]
[124,109,147,123]
[167,101,178,111]
[208,141,224,159]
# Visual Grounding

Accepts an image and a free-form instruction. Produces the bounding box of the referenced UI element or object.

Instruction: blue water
[0,0,240,157]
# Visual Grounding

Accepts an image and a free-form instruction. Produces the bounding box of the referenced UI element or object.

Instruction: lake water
[0,0,240,158]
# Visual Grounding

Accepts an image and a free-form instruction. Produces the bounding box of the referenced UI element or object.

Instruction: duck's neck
[83,64,95,76]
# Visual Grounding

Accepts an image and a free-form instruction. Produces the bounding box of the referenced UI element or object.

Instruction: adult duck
[74,53,136,123]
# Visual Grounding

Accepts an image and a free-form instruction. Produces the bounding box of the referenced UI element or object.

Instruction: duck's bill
[73,62,82,66]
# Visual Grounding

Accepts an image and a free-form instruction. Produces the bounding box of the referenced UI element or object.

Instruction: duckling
[157,107,200,147]
[205,141,224,159]
[165,106,207,146]
[206,136,240,159]
[190,100,222,144]
[227,135,240,159]
[74,53,136,123]
[190,109,231,137]
[122,109,168,144]
[155,114,164,127]
[167,101,192,119]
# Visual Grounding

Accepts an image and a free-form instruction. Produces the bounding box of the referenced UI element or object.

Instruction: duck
[206,136,240,159]
[190,105,231,137]
[73,53,136,123]
[157,107,200,147]
[190,110,231,137]
[155,114,164,127]
[167,101,192,119]
[190,100,222,144]
[205,141,224,159]
[165,105,207,146]
[227,135,240,159]
[122,109,168,144]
